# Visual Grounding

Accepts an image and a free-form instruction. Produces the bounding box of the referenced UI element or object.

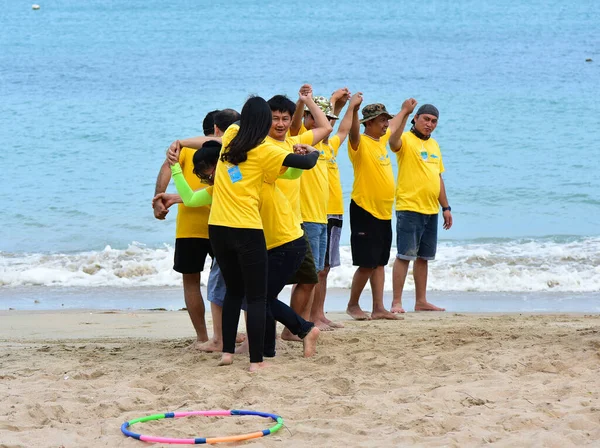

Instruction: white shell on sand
[32,4,40,9]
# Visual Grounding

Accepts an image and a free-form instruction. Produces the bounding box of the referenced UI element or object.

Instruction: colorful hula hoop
[120,409,284,444]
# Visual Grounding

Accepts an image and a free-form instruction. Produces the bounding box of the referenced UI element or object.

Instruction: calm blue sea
[1,0,599,310]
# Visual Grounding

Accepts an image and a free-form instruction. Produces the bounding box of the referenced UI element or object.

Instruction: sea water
[1,0,599,311]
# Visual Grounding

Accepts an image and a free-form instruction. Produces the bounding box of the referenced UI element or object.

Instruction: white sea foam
[1,238,599,292]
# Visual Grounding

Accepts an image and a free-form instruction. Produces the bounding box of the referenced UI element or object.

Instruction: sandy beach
[1,310,599,447]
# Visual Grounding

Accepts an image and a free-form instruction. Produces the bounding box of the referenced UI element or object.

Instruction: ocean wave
[1,238,599,292]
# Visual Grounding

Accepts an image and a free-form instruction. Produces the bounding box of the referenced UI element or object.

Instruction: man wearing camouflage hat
[290,89,358,330]
[346,94,417,321]
[389,103,452,313]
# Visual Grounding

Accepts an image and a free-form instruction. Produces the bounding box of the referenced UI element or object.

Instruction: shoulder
[179,146,196,164]
[330,134,341,149]
[222,124,240,147]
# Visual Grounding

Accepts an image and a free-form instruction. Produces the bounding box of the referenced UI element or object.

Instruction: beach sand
[1,310,599,447]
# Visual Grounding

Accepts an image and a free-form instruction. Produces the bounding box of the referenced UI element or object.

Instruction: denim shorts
[207,259,248,310]
[396,211,438,261]
[303,222,328,272]
[207,259,226,307]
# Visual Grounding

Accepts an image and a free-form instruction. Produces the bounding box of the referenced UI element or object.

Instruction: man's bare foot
[218,353,233,366]
[236,333,246,343]
[415,302,446,312]
[391,304,406,314]
[346,305,371,321]
[314,320,333,331]
[235,340,249,354]
[281,328,302,342]
[323,318,344,328]
[371,309,403,320]
[248,361,270,373]
[185,340,210,351]
[303,327,320,357]
[190,339,222,352]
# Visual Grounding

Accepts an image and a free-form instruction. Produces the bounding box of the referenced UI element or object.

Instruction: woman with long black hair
[206,96,319,372]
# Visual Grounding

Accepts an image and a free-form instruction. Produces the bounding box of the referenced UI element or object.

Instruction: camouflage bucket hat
[304,95,339,119]
[360,103,394,123]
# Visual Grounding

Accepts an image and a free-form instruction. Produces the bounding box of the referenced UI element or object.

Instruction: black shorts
[286,231,318,285]
[349,200,392,268]
[173,238,213,274]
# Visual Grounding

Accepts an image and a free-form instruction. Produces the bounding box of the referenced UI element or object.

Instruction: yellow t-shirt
[208,125,289,229]
[395,132,445,214]
[348,129,395,220]
[268,130,314,222]
[260,182,303,250]
[324,135,343,215]
[299,138,330,224]
[175,147,211,239]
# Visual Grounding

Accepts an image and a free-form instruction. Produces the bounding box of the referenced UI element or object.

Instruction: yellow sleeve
[381,128,391,146]
[261,144,290,183]
[221,124,240,149]
[330,135,341,156]
[299,129,314,145]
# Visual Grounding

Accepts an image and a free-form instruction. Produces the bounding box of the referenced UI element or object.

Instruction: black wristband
[442,206,451,212]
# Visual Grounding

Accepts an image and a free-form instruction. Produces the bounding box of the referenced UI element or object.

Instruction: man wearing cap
[389,103,452,313]
[290,88,357,330]
[346,94,417,320]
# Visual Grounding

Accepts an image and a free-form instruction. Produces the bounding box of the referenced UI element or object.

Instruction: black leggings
[209,225,267,363]
[263,237,315,356]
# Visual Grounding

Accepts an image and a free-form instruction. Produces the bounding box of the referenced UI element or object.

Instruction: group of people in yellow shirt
[152,85,452,371]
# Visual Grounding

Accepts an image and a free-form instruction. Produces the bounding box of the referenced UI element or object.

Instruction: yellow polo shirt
[395,132,445,214]
[175,147,211,239]
[348,129,395,220]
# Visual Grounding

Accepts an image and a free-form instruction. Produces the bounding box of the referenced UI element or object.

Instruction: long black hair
[221,96,271,166]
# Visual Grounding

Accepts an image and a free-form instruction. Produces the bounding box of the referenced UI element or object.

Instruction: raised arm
[389,98,417,153]
[290,84,312,136]
[330,87,350,117]
[165,141,213,207]
[177,136,221,150]
[300,88,333,145]
[336,92,362,144]
[348,92,364,151]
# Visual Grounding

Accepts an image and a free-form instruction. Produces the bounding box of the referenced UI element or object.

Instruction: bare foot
[314,320,333,331]
[391,304,406,314]
[346,305,371,321]
[302,327,320,357]
[235,340,248,354]
[371,309,403,320]
[189,339,222,352]
[281,328,302,342]
[185,340,210,351]
[322,316,344,328]
[218,353,233,366]
[236,333,246,343]
[248,361,270,373]
[415,302,446,312]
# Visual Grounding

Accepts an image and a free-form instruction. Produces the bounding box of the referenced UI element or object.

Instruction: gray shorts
[396,211,438,261]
